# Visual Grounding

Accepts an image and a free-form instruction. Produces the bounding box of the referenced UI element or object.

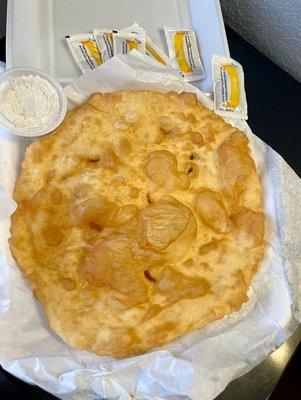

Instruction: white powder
[0,74,60,134]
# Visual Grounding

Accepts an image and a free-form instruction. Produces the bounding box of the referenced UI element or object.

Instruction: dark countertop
[0,26,300,400]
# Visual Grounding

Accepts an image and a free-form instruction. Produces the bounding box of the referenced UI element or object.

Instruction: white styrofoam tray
[6,0,229,92]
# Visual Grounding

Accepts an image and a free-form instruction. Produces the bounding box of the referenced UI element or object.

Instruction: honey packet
[93,29,114,60]
[122,23,169,66]
[65,33,103,73]
[113,31,145,55]
[212,54,248,120]
[164,27,205,81]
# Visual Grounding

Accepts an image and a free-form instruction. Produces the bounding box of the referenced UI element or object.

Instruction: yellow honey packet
[65,33,103,74]
[113,31,145,55]
[212,54,248,120]
[164,27,205,81]
[93,29,114,60]
[122,23,169,66]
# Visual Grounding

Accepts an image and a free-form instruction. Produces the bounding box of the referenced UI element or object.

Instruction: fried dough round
[10,91,265,358]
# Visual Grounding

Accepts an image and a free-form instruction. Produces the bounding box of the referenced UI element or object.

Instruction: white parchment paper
[0,52,300,400]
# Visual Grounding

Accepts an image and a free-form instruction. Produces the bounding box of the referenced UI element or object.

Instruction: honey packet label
[113,31,146,55]
[164,27,205,81]
[122,23,169,66]
[65,33,103,74]
[212,54,248,120]
[93,29,114,60]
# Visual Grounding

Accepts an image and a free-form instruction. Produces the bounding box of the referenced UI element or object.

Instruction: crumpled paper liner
[0,51,300,400]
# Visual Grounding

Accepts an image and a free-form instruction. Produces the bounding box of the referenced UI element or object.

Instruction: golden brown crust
[10,90,265,358]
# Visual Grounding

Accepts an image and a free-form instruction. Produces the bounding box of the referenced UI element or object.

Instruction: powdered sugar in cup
[0,68,67,138]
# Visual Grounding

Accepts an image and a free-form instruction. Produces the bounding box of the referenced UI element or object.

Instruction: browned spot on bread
[41,225,64,246]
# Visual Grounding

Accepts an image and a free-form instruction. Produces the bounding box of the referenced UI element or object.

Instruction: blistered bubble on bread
[10,90,264,358]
